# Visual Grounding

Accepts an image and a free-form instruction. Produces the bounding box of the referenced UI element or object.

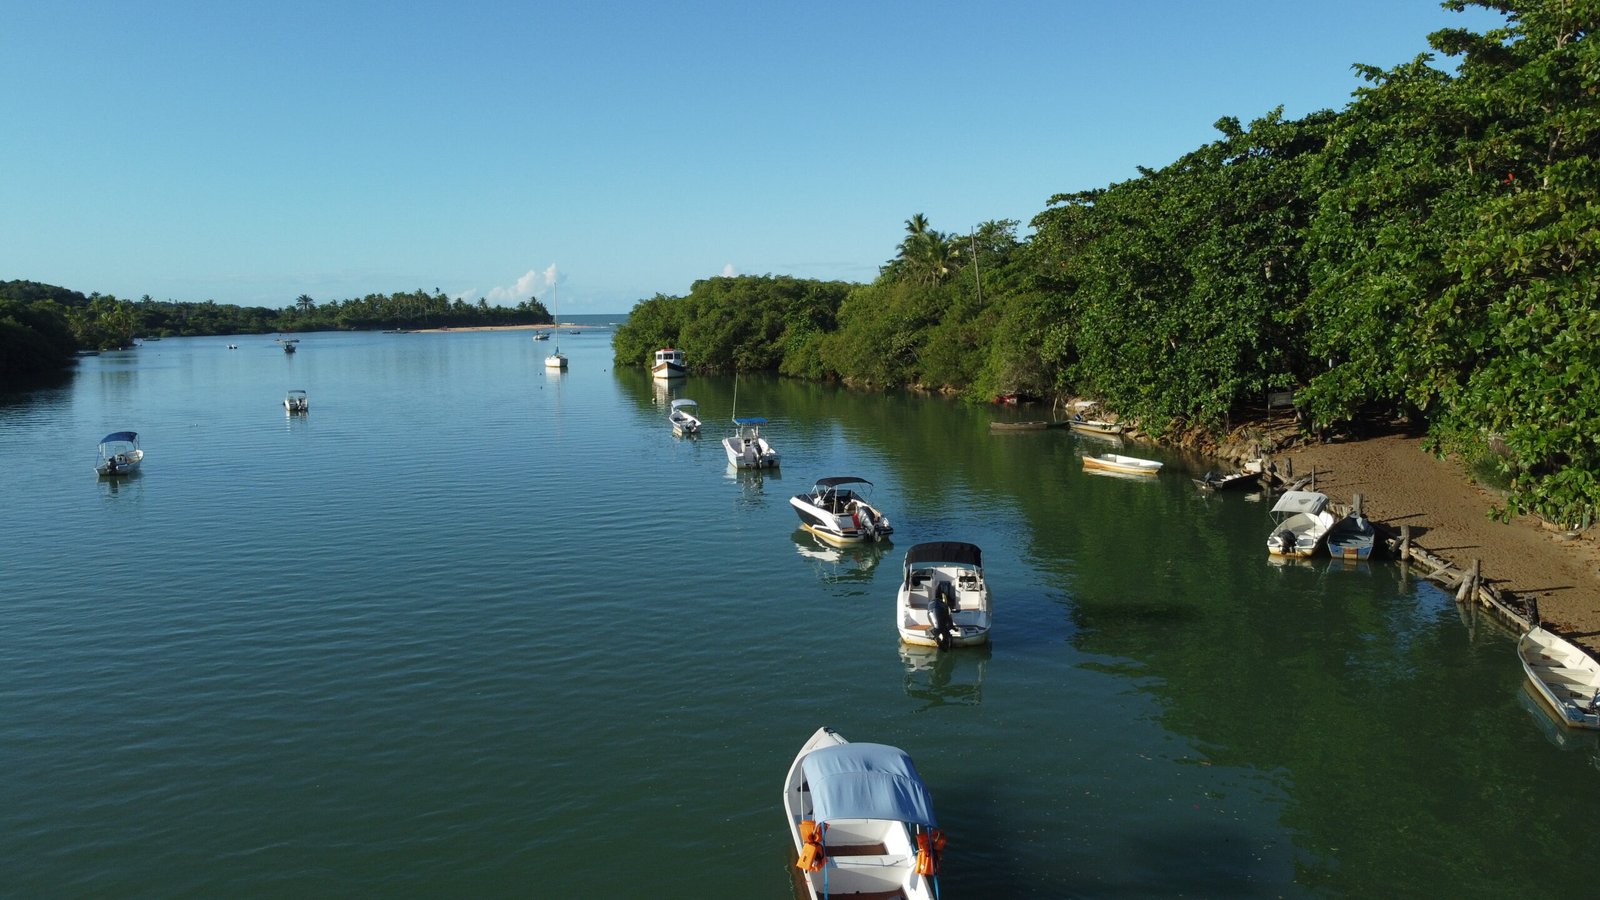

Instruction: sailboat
[544,279,568,369]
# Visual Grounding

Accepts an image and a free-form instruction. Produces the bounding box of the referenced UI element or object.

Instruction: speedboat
[784,726,945,900]
[277,338,299,354]
[651,347,687,380]
[1082,453,1163,476]
[1326,512,1376,560]
[668,398,702,436]
[724,417,779,469]
[896,541,992,649]
[789,476,893,545]
[1266,490,1336,557]
[95,431,144,476]
[283,389,309,413]
[1519,627,1600,729]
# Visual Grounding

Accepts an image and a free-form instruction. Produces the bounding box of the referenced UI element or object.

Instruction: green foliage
[611,276,851,374]
[0,298,77,381]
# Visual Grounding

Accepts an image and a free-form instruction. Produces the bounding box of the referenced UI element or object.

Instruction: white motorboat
[651,347,687,380]
[789,476,893,545]
[1082,453,1163,476]
[532,329,550,341]
[1266,490,1336,557]
[1519,626,1600,730]
[669,398,702,436]
[283,389,309,413]
[724,417,779,469]
[896,541,992,649]
[277,337,299,354]
[95,431,144,476]
[783,726,945,900]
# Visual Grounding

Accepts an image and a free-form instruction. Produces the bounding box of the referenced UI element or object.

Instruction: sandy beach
[1280,432,1600,652]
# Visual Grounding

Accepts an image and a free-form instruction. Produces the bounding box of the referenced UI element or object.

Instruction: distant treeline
[0,282,553,381]
[612,0,1597,528]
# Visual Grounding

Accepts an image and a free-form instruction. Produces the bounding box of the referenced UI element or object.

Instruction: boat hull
[651,362,686,380]
[724,437,779,468]
[95,450,143,476]
[1266,511,1334,557]
[896,559,991,649]
[1082,454,1162,476]
[1519,628,1600,729]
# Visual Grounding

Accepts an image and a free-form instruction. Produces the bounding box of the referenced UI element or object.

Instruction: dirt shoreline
[1273,432,1600,652]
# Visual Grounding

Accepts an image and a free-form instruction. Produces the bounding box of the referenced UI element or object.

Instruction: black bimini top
[904,541,982,568]
[814,476,872,489]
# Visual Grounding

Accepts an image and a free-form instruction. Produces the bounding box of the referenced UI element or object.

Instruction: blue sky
[1,1,1504,314]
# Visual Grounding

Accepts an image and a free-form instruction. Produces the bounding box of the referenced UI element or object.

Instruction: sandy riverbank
[1277,431,1600,651]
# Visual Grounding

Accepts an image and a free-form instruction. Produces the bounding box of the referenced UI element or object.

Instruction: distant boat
[1082,453,1163,477]
[283,389,309,414]
[276,337,299,354]
[669,398,702,436]
[544,283,568,370]
[989,420,1060,432]
[532,328,550,341]
[95,431,143,476]
[1519,627,1600,730]
[1068,414,1124,436]
[651,347,687,380]
[1266,490,1336,557]
[783,726,945,900]
[1192,469,1259,492]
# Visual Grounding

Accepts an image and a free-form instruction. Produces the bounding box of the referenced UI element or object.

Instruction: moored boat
[283,389,309,413]
[896,541,992,649]
[1082,453,1163,477]
[789,476,893,545]
[650,347,687,380]
[668,398,702,436]
[95,431,144,476]
[724,417,780,469]
[1068,414,1124,436]
[1326,512,1376,560]
[1266,490,1336,557]
[1519,627,1600,730]
[784,726,945,900]
[1192,469,1259,492]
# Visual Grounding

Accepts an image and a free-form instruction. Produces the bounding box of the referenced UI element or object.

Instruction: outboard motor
[1274,530,1297,554]
[929,582,957,651]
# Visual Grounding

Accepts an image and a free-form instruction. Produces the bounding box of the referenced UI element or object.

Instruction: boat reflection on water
[1265,555,1376,575]
[791,529,889,584]
[727,464,779,511]
[1516,681,1600,770]
[900,643,990,710]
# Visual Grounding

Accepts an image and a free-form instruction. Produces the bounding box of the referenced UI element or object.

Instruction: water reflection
[1517,681,1600,769]
[900,642,989,710]
[791,529,889,584]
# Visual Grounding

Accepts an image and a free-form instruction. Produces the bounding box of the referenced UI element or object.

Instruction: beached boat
[650,347,687,380]
[784,726,945,900]
[1326,512,1376,560]
[1192,469,1259,492]
[1068,415,1124,436]
[990,420,1065,432]
[283,389,309,413]
[95,431,144,476]
[1519,627,1600,730]
[1082,453,1163,477]
[789,476,893,545]
[1266,490,1336,558]
[724,417,780,469]
[668,398,702,436]
[897,541,992,649]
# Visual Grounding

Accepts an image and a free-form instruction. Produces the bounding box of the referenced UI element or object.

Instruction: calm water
[4,331,1599,897]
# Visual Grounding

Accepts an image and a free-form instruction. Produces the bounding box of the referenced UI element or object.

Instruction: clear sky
[1,1,1504,314]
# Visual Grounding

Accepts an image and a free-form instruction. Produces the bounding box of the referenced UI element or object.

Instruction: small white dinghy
[1082,453,1162,477]
[783,726,945,900]
[1519,626,1600,730]
[668,398,702,436]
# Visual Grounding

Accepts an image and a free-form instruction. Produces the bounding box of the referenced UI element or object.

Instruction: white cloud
[721,263,738,277]
[482,265,558,305]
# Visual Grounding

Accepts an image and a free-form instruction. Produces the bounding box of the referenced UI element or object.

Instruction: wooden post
[1455,558,1481,604]
[1285,458,1293,479]
[1399,525,1411,561]
[1353,493,1364,518]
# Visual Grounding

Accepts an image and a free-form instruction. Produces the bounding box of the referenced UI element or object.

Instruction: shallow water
[4,330,1598,896]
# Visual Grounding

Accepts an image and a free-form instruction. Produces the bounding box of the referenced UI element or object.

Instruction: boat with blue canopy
[95,431,143,476]
[724,416,779,468]
[784,726,945,900]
